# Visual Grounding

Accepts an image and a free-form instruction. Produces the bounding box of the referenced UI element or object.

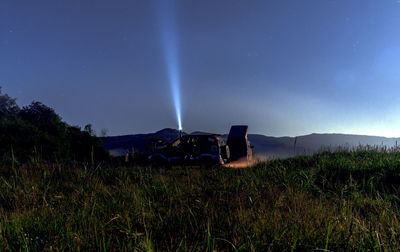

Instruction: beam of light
[156,0,182,130]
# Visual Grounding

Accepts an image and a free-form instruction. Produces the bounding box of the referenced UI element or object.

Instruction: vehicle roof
[170,134,222,143]
[185,134,221,137]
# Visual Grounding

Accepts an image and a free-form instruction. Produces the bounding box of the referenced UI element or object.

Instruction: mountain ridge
[102,128,400,157]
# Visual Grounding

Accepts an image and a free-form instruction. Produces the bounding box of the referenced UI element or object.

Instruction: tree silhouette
[0,87,109,163]
[0,86,19,116]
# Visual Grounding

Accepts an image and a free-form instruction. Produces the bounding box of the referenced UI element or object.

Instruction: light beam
[156,0,182,130]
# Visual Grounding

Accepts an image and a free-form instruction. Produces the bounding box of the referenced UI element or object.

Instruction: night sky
[1,0,400,137]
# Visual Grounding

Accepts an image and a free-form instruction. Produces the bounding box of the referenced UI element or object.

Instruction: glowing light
[156,0,182,130]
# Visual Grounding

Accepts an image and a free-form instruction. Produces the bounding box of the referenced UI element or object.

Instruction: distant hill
[102,129,400,157]
[102,128,183,156]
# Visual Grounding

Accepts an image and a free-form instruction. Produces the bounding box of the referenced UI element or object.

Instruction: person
[130,147,135,160]
[125,149,129,163]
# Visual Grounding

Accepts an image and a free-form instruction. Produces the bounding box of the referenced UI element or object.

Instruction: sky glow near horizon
[1,0,400,137]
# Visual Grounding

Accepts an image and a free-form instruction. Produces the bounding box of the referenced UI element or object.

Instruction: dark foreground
[1,149,400,251]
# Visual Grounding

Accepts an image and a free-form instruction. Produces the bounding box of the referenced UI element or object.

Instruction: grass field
[1,148,400,251]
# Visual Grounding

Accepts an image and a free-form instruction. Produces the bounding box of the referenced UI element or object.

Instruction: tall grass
[1,148,400,250]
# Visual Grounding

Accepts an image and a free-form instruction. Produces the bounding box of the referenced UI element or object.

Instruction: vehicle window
[172,139,181,147]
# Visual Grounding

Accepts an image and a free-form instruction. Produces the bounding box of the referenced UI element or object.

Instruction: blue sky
[1,0,400,137]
